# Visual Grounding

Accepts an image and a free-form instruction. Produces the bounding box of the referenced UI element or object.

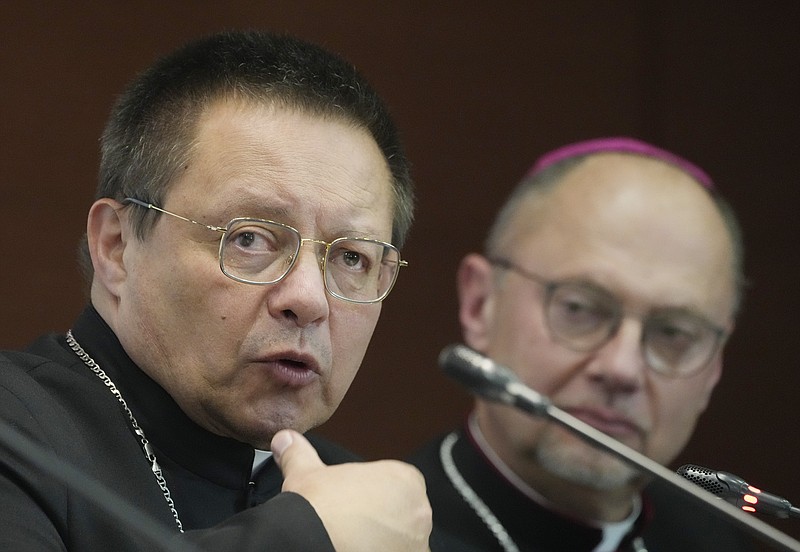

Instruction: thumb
[270,429,325,478]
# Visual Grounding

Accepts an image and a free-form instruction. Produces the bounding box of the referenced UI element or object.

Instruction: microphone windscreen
[677,464,729,496]
[438,344,518,401]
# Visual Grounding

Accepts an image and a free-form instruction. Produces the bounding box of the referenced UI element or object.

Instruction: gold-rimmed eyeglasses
[125,198,407,304]
[489,257,726,378]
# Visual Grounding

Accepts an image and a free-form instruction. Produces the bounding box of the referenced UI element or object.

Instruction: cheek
[328,305,381,390]
[487,310,571,396]
[647,382,714,464]
[487,295,536,357]
[142,265,230,333]
[124,244,247,367]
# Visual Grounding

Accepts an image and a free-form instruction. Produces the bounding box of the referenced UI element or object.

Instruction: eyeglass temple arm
[123,198,226,234]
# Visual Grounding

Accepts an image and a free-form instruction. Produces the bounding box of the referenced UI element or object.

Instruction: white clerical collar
[467,412,641,552]
[252,448,273,477]
[593,510,641,552]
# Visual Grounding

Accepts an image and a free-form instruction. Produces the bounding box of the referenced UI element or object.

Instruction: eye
[563,296,593,316]
[234,231,256,248]
[342,250,366,269]
[226,224,283,254]
[551,287,611,328]
[329,241,375,273]
[649,317,703,352]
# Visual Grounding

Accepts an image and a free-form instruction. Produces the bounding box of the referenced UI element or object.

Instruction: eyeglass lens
[545,282,718,376]
[219,219,400,302]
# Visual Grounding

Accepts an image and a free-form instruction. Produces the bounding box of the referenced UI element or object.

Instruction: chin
[537,434,640,491]
[226,412,308,448]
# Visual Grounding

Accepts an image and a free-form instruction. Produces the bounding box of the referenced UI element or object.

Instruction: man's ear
[86,198,130,297]
[457,253,496,351]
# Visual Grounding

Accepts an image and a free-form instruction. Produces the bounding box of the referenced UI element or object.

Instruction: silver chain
[440,432,520,552]
[440,432,648,552]
[66,330,184,532]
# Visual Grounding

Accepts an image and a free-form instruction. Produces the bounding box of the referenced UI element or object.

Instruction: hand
[271,429,432,552]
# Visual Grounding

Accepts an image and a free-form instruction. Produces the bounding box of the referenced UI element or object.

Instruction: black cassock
[410,425,758,552]
[0,306,357,551]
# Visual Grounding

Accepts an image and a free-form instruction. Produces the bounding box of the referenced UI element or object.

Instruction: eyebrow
[560,276,717,319]
[209,199,389,242]
[210,195,291,221]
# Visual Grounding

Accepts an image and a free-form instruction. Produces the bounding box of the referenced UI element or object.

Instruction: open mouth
[254,353,321,387]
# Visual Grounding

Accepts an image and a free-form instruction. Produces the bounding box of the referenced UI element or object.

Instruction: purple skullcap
[527,136,715,190]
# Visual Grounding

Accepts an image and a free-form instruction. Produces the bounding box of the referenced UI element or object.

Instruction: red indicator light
[743,494,758,505]
[747,485,762,494]
[742,506,756,513]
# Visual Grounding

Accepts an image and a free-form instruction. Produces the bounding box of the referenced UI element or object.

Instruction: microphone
[677,464,800,519]
[438,344,550,416]
[438,344,800,551]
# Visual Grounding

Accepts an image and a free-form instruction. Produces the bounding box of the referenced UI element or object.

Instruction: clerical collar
[252,449,273,477]
[466,412,641,551]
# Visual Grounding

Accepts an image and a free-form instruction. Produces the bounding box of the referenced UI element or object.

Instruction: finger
[270,429,325,478]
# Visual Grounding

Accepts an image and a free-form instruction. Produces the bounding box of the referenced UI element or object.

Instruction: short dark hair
[80,30,413,282]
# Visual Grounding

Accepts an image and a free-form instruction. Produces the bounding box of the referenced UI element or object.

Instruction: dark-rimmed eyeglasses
[489,257,726,378]
[125,198,407,304]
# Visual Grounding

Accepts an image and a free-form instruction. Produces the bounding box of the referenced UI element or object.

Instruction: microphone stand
[442,345,800,552]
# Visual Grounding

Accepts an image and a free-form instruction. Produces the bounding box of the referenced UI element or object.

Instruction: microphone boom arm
[440,344,800,552]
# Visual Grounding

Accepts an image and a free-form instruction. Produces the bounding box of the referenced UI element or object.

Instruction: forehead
[506,154,737,318]
[168,98,394,238]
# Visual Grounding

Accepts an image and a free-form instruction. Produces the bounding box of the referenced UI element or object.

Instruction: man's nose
[266,243,330,326]
[585,318,647,392]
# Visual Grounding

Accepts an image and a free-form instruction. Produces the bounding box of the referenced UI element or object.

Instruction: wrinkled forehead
[169,100,395,235]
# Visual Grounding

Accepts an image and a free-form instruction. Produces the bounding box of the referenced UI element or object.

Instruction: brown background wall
[2,2,799,544]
